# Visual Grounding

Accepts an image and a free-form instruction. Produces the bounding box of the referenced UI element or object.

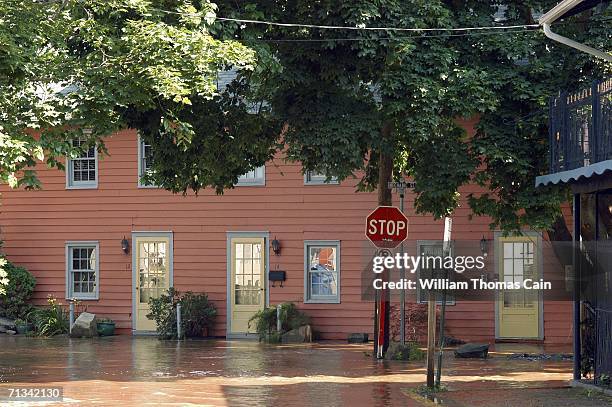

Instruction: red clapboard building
[0,117,572,343]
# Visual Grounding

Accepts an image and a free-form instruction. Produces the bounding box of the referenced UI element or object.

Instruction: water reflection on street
[0,336,579,406]
[0,336,417,406]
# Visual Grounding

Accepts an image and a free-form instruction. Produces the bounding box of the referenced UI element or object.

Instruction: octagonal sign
[365,206,408,249]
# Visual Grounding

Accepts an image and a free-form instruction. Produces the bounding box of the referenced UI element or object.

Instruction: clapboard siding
[0,124,571,343]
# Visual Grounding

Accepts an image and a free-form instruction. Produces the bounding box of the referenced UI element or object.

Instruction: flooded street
[0,336,609,406]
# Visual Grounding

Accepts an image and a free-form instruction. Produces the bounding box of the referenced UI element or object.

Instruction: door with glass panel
[229,237,265,335]
[134,235,171,331]
[498,236,540,339]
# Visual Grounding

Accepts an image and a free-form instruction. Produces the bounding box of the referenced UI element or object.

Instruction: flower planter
[15,323,34,335]
[97,322,116,336]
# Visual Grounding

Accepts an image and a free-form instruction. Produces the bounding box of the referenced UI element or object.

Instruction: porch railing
[549,78,612,173]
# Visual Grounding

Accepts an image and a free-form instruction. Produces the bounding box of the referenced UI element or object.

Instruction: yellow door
[230,237,265,334]
[498,237,540,339]
[135,236,171,331]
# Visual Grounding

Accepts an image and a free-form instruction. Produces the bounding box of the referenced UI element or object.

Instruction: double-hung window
[66,242,99,300]
[304,241,340,303]
[66,137,97,189]
[138,136,156,187]
[236,166,265,186]
[304,170,339,185]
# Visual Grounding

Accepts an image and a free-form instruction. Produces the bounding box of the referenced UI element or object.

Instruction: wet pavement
[0,336,609,406]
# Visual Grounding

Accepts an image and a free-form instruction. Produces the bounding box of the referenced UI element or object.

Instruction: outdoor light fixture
[480,236,489,257]
[271,237,281,256]
[121,236,130,254]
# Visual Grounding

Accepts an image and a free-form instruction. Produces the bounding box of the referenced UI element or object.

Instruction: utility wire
[215,16,540,32]
[151,7,540,32]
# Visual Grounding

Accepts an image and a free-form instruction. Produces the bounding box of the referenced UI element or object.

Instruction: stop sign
[366,206,408,249]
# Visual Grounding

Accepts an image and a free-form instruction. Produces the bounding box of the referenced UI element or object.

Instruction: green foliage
[0,257,9,296]
[28,296,69,337]
[0,0,256,190]
[180,291,217,337]
[147,288,180,339]
[0,257,36,319]
[386,341,426,361]
[147,288,217,339]
[158,0,609,229]
[248,302,310,342]
[2,0,610,234]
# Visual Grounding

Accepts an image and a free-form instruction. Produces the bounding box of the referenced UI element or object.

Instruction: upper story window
[236,165,265,186]
[304,171,339,185]
[304,240,340,304]
[138,135,156,188]
[66,137,97,189]
[65,241,99,300]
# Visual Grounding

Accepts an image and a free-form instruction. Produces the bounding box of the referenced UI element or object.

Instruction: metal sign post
[366,203,409,359]
[388,181,416,345]
[435,217,453,388]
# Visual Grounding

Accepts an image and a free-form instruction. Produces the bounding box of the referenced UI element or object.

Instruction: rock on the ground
[348,333,369,343]
[454,343,489,359]
[443,335,465,346]
[6,330,16,335]
[70,312,98,338]
[0,316,16,329]
[281,325,313,343]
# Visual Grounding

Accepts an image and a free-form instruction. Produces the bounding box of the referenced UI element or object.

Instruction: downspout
[542,22,612,62]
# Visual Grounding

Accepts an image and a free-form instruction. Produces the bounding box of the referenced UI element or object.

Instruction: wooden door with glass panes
[135,236,171,331]
[498,237,540,339]
[230,237,265,334]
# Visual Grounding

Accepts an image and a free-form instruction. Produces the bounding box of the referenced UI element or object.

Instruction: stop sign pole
[366,206,409,359]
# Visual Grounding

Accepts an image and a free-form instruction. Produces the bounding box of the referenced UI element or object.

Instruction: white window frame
[66,137,98,189]
[304,240,341,304]
[304,170,339,185]
[137,135,157,188]
[236,165,265,186]
[65,241,100,300]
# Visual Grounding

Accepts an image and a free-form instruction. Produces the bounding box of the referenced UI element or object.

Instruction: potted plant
[96,318,116,336]
[14,318,34,334]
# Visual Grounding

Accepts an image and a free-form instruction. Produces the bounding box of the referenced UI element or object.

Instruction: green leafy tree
[0,256,36,319]
[138,1,610,235]
[2,1,610,233]
[0,0,256,189]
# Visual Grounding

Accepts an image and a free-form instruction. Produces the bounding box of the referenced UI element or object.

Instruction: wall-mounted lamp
[121,236,130,254]
[271,237,281,256]
[480,236,489,257]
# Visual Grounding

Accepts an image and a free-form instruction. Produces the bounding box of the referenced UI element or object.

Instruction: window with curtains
[304,241,340,303]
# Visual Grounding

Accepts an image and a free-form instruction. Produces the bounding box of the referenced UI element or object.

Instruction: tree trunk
[376,122,393,356]
[378,151,393,206]
[377,122,393,206]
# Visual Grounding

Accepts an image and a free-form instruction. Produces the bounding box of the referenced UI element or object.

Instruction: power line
[215,17,540,32]
[151,8,540,32]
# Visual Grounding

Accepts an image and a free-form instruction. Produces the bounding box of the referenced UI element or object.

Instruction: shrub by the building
[248,302,310,342]
[147,288,217,339]
[0,255,36,319]
[28,296,69,336]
